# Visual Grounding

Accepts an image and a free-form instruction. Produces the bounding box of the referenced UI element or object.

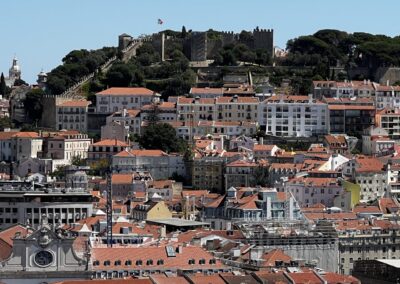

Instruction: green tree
[0,117,12,131]
[138,123,188,153]
[105,63,133,87]
[145,104,161,126]
[181,26,187,38]
[0,73,6,98]
[71,155,86,166]
[50,165,66,180]
[252,165,269,187]
[13,78,28,86]
[24,89,45,122]
[89,159,110,176]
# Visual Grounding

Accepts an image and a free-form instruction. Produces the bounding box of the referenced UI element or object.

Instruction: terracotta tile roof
[334,219,371,231]
[226,159,258,167]
[355,156,384,173]
[115,149,168,157]
[141,102,175,110]
[58,100,91,107]
[91,139,128,147]
[270,163,302,170]
[195,139,213,149]
[0,131,19,140]
[379,198,400,214]
[220,275,259,284]
[12,132,40,138]
[204,195,225,208]
[97,87,154,96]
[353,205,382,214]
[253,144,276,151]
[288,271,323,284]
[150,274,189,284]
[91,245,224,270]
[190,87,224,95]
[304,212,357,221]
[186,274,226,284]
[111,109,141,117]
[287,177,340,187]
[0,224,31,261]
[177,97,215,104]
[262,249,292,267]
[323,272,360,284]
[254,271,290,284]
[111,173,134,184]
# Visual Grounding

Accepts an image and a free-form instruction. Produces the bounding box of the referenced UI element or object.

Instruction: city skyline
[1,0,400,83]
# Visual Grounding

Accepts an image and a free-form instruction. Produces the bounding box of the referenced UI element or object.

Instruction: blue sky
[1,0,400,84]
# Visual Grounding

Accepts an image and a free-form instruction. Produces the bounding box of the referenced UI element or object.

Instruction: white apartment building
[112,149,186,180]
[46,132,92,162]
[312,80,375,99]
[260,95,329,137]
[375,85,400,109]
[56,100,91,132]
[286,177,343,207]
[11,132,43,162]
[96,87,156,113]
[176,95,259,123]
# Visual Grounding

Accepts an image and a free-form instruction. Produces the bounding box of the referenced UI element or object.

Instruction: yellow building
[131,200,172,221]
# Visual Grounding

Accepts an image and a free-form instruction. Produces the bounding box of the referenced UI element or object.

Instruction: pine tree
[0,73,6,98]
[181,26,187,38]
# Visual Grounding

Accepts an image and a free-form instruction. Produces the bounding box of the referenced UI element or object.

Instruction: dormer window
[146,259,153,265]
[188,259,195,265]
[115,260,121,266]
[199,258,206,265]
[136,260,143,266]
[209,259,216,264]
[125,260,132,266]
[93,260,100,266]
[104,260,111,266]
[157,259,164,265]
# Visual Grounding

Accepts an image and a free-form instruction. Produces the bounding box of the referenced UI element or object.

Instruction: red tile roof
[97,87,154,96]
[91,139,128,147]
[190,87,224,95]
[323,272,361,284]
[262,249,292,267]
[115,149,168,157]
[91,245,224,270]
[186,274,226,284]
[353,205,382,214]
[287,271,323,284]
[58,100,91,107]
[355,156,384,173]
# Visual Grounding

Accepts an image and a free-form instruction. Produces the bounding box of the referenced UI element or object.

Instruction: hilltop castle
[119,27,274,62]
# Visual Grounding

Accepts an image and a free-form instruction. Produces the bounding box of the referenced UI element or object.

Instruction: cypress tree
[0,73,6,98]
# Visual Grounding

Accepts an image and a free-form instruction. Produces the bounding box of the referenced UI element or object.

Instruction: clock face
[34,250,53,267]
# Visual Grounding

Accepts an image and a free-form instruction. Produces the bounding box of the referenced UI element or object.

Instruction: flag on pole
[157,18,164,25]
